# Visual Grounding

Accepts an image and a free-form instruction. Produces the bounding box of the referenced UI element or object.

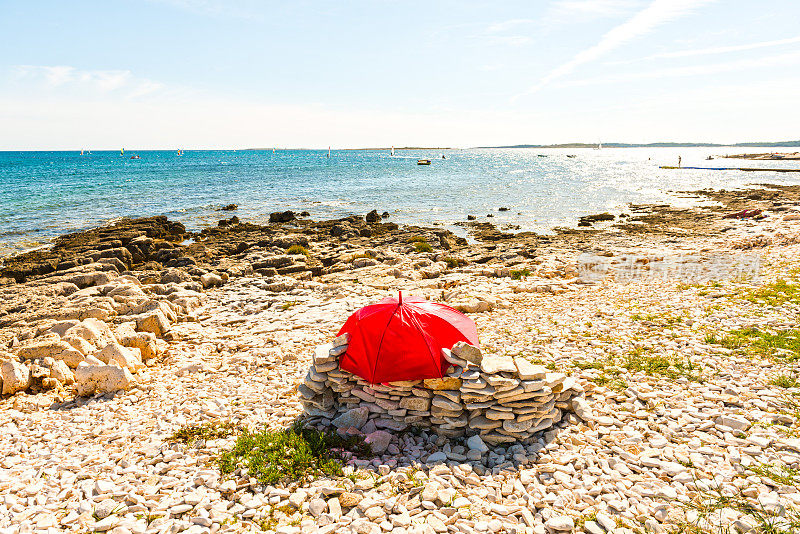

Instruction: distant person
[678,155,682,168]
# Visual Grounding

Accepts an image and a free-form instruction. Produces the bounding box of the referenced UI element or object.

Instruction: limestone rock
[136,310,170,336]
[513,357,547,380]
[96,343,144,372]
[480,355,516,374]
[423,377,462,390]
[545,516,574,532]
[200,273,224,288]
[399,396,431,411]
[49,360,75,385]
[571,396,593,421]
[74,365,133,396]
[65,319,117,348]
[332,407,369,430]
[15,334,74,361]
[364,430,392,454]
[1,359,31,395]
[451,341,482,364]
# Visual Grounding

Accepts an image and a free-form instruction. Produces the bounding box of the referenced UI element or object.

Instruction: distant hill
[480,141,800,149]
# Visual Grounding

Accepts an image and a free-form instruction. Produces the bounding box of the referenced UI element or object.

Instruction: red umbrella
[337,292,479,384]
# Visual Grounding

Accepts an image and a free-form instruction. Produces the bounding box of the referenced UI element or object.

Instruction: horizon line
[1,140,800,151]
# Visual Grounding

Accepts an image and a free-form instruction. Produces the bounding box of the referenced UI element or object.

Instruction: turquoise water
[1,148,799,256]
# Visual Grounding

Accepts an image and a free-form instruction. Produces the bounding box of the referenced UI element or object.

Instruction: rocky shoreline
[3,185,800,534]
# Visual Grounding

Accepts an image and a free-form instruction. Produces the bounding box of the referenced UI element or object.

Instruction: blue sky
[1,0,798,149]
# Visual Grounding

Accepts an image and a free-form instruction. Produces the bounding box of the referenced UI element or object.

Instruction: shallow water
[1,147,798,256]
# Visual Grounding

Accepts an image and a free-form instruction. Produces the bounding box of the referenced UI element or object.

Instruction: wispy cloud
[516,0,717,99]
[618,35,800,63]
[544,0,645,22]
[12,65,164,98]
[486,19,536,34]
[561,49,800,87]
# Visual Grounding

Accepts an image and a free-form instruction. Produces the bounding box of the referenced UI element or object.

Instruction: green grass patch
[707,328,800,362]
[771,375,800,389]
[169,420,239,445]
[280,300,300,311]
[408,235,428,243]
[443,257,460,269]
[572,358,627,390]
[510,268,531,280]
[414,241,433,253]
[287,245,309,256]
[218,422,370,486]
[683,482,800,534]
[749,463,800,486]
[745,279,800,307]
[622,347,700,381]
[630,312,684,326]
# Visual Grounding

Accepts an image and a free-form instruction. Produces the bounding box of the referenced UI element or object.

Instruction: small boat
[417,159,431,165]
[120,148,124,156]
[566,154,577,158]
[391,146,395,156]
[537,154,547,158]
[130,155,140,159]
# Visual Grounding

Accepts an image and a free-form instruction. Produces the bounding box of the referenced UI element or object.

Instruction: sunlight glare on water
[1,147,798,256]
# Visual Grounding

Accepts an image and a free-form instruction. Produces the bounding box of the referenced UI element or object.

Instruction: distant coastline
[478,140,800,149]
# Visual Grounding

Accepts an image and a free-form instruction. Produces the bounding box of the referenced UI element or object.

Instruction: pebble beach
[2,188,800,534]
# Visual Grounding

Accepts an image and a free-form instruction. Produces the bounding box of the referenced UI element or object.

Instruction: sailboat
[327,146,331,158]
[595,141,602,150]
[80,149,84,155]
[121,148,124,156]
[391,146,395,157]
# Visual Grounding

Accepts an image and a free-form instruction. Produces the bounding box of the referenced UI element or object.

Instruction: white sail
[391,146,395,156]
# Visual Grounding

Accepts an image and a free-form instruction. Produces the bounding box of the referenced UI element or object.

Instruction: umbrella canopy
[337,293,479,384]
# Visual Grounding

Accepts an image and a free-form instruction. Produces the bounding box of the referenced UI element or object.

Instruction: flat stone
[480,355,516,374]
[514,357,547,380]
[545,515,574,532]
[364,430,392,454]
[715,414,750,431]
[423,377,462,390]
[467,435,489,453]
[451,341,482,364]
[338,492,360,508]
[432,396,462,412]
[427,451,448,463]
[399,396,431,411]
[502,419,533,433]
[332,407,369,430]
[314,343,336,365]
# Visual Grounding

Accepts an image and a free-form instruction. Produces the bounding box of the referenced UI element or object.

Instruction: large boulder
[64,318,117,348]
[15,334,73,360]
[1,359,31,395]
[136,310,170,336]
[15,334,86,368]
[74,365,133,396]
[49,360,75,385]
[115,324,159,361]
[269,211,296,223]
[96,343,144,372]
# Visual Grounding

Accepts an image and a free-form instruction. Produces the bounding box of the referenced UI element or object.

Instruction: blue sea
[1,147,799,256]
